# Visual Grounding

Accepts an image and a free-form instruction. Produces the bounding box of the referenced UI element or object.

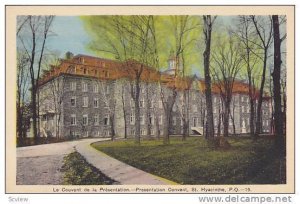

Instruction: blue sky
[47,16,94,57]
[47,16,236,59]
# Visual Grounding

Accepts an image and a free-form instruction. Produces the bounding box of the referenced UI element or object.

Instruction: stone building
[37,54,271,138]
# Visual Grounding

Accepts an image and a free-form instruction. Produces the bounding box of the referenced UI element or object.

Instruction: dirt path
[16,139,106,185]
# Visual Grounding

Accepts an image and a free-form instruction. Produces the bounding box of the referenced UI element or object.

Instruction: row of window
[70,114,110,126]
[130,128,155,136]
[71,130,111,137]
[129,113,200,127]
[70,81,110,93]
[70,96,101,108]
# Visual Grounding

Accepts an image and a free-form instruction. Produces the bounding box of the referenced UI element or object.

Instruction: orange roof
[38,54,269,99]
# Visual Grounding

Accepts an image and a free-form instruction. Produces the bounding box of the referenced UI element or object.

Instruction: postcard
[5,5,295,194]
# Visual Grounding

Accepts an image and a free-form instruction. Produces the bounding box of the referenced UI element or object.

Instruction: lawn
[91,136,286,185]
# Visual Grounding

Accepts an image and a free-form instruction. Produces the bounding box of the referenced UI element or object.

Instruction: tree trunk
[110,115,115,141]
[134,81,141,145]
[203,15,215,139]
[121,89,127,139]
[254,51,268,138]
[223,102,230,137]
[163,113,170,145]
[146,83,151,138]
[272,15,285,154]
[31,86,38,144]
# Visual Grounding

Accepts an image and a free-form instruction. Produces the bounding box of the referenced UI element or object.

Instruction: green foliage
[61,151,116,185]
[80,15,202,75]
[92,137,285,184]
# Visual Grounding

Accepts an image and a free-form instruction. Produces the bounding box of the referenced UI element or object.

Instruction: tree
[272,15,285,154]
[202,15,216,139]
[16,52,30,142]
[17,15,55,144]
[211,34,243,137]
[235,15,261,137]
[250,16,273,138]
[98,80,116,141]
[82,16,157,145]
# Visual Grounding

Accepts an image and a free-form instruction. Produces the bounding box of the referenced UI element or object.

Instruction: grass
[92,136,286,185]
[61,151,117,185]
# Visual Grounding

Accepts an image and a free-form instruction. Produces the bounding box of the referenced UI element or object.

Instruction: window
[83,68,87,74]
[94,115,99,125]
[94,70,98,76]
[104,115,110,125]
[192,92,196,100]
[130,128,135,135]
[94,98,99,108]
[247,106,250,113]
[139,98,144,108]
[193,104,197,112]
[130,113,135,125]
[241,96,244,102]
[71,114,76,125]
[158,100,163,108]
[71,96,76,107]
[241,106,244,113]
[150,99,154,108]
[104,71,109,78]
[84,131,89,137]
[93,84,98,93]
[140,129,146,135]
[214,97,217,103]
[83,114,88,126]
[159,115,163,125]
[83,96,89,107]
[180,118,184,126]
[130,99,135,109]
[106,85,110,94]
[172,117,176,125]
[104,130,110,136]
[82,82,88,92]
[150,129,154,135]
[193,117,198,127]
[150,114,154,125]
[71,81,76,91]
[80,57,85,63]
[140,114,145,125]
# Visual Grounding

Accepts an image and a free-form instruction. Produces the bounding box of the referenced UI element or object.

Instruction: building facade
[37,54,271,139]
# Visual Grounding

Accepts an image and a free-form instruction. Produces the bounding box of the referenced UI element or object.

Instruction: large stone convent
[37,54,271,138]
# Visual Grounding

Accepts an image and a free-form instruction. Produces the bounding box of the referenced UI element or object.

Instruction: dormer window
[79,57,84,64]
[83,68,87,74]
[104,71,109,78]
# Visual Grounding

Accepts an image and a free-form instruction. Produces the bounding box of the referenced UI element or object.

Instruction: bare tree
[82,16,157,144]
[16,52,30,142]
[202,15,217,139]
[17,15,55,144]
[98,81,116,141]
[211,34,243,137]
[250,15,273,138]
[235,16,260,137]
